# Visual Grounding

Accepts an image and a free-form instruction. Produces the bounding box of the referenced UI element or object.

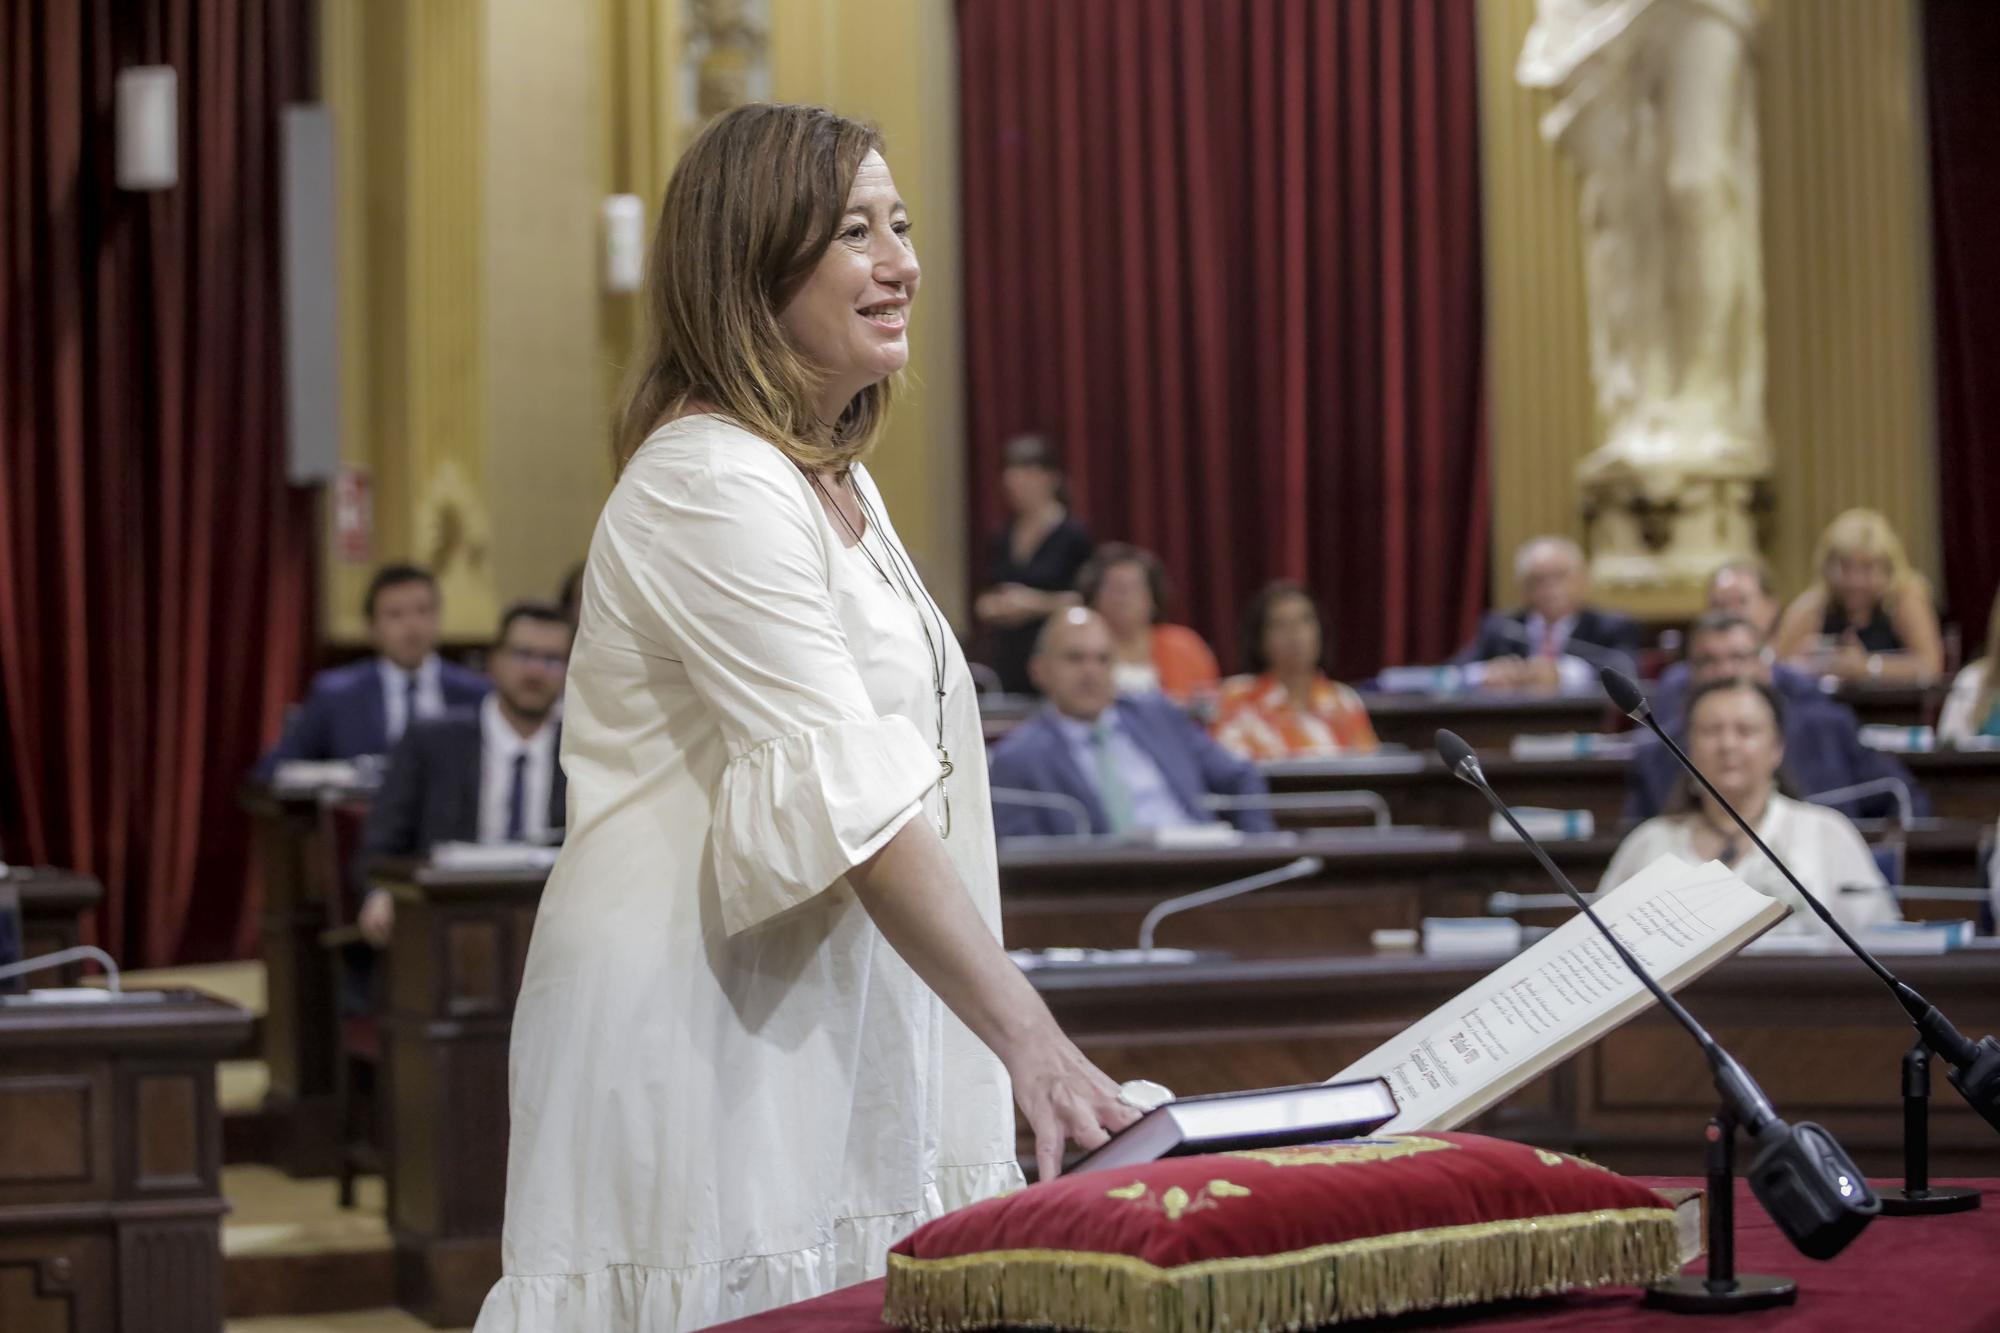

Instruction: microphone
[0,945,123,995]
[1602,666,2000,1135]
[1439,729,1877,1260]
[1136,855,1325,952]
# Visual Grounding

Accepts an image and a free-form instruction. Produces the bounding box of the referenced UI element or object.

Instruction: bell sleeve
[626,448,937,935]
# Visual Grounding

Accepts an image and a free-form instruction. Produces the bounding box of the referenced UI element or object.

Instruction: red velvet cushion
[885,1133,1682,1332]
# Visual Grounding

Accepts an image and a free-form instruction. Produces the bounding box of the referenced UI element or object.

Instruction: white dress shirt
[1601,794,1900,939]
[476,693,558,844]
[377,654,446,745]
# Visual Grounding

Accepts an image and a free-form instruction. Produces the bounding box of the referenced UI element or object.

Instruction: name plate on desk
[1069,1078,1401,1173]
[429,841,561,873]
[0,988,172,1007]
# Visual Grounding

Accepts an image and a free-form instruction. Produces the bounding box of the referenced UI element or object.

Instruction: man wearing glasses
[354,603,573,948]
[1625,610,1927,822]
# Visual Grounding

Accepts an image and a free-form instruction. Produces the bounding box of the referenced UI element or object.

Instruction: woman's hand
[1001,1031,1141,1182]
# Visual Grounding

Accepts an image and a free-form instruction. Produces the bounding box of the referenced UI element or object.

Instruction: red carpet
[705,1178,1999,1332]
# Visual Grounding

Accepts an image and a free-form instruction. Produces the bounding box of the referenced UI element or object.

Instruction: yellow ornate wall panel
[1757,0,1936,597]
[482,0,620,616]
[323,0,498,642]
[405,1,496,639]
[1476,0,1597,607]
[1478,0,1936,608]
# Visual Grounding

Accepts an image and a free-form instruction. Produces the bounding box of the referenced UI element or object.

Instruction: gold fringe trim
[883,1207,1680,1332]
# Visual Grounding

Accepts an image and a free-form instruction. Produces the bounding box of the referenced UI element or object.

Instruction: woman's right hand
[1002,1030,1142,1182]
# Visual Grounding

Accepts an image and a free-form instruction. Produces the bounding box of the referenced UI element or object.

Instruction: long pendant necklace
[812,471,955,838]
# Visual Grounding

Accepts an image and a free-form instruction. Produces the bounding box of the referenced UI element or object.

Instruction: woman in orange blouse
[1213,580,1378,761]
[1077,543,1220,703]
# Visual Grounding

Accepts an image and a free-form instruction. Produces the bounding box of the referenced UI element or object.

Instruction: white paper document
[1333,856,1788,1132]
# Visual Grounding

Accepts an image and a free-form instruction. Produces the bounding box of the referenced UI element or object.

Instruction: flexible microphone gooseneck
[1600,666,2000,1135]
[1438,729,1878,1261]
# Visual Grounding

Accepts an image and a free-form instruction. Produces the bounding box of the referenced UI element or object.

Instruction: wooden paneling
[0,1079,91,1186]
[132,1075,200,1191]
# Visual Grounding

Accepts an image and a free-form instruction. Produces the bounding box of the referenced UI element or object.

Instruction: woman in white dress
[1602,677,1900,938]
[474,104,1136,1333]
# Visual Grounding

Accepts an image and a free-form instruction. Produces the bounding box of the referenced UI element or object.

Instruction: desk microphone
[1601,666,2000,1135]
[1439,729,1877,1260]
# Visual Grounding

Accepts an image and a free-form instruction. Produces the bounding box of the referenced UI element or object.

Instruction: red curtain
[957,0,1488,679]
[1925,0,2000,656]
[0,0,316,966]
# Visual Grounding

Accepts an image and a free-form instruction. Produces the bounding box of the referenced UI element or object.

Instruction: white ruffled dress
[473,417,1021,1332]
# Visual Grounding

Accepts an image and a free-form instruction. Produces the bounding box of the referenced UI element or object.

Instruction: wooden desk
[1359,692,1619,751]
[997,824,1992,955]
[3,869,103,981]
[243,783,366,1176]
[0,989,251,1333]
[1034,950,2000,1178]
[376,862,541,1327]
[358,855,2000,1324]
[1262,749,2000,831]
[1833,680,1945,729]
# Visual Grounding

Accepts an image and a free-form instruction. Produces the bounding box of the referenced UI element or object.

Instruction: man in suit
[354,602,572,947]
[1625,611,1927,822]
[259,564,491,773]
[1453,536,1642,689]
[1650,559,1783,717]
[987,608,1275,839]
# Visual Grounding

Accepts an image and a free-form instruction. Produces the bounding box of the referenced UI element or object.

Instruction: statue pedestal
[1578,425,1773,621]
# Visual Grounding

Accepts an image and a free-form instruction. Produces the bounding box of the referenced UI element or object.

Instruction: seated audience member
[1940,583,2000,744]
[1452,536,1640,689]
[259,564,489,772]
[1213,580,1378,760]
[353,603,572,946]
[1653,559,1784,706]
[1604,677,1900,941]
[973,434,1094,695]
[1627,612,1925,822]
[1770,508,1943,682]
[987,608,1273,838]
[1078,543,1220,702]
[1705,558,1783,638]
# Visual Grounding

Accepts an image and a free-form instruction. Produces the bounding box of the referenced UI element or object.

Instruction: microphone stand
[1602,668,1993,1216]
[1439,730,1880,1309]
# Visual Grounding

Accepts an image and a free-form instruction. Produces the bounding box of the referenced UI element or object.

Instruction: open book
[1333,855,1788,1133]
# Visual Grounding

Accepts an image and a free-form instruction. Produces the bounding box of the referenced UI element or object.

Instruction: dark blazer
[1451,607,1642,682]
[986,695,1275,838]
[1623,688,1928,822]
[259,657,491,775]
[357,711,567,869]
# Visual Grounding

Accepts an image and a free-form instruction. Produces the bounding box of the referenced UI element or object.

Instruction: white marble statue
[1519,0,1772,601]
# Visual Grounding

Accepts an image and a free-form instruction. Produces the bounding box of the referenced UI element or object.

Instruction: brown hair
[1077,543,1172,624]
[1667,677,1796,814]
[616,103,892,471]
[1239,580,1321,676]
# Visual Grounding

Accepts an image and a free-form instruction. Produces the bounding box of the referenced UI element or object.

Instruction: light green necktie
[1090,720,1134,834]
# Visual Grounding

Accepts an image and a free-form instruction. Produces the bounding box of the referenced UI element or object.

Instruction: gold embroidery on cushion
[1225,1135,1457,1168]
[1537,1147,1611,1172]
[1105,1179,1254,1220]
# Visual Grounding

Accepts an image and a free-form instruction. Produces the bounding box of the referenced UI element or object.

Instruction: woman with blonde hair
[475,104,1133,1333]
[1940,583,2000,743]
[1770,508,1944,682]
